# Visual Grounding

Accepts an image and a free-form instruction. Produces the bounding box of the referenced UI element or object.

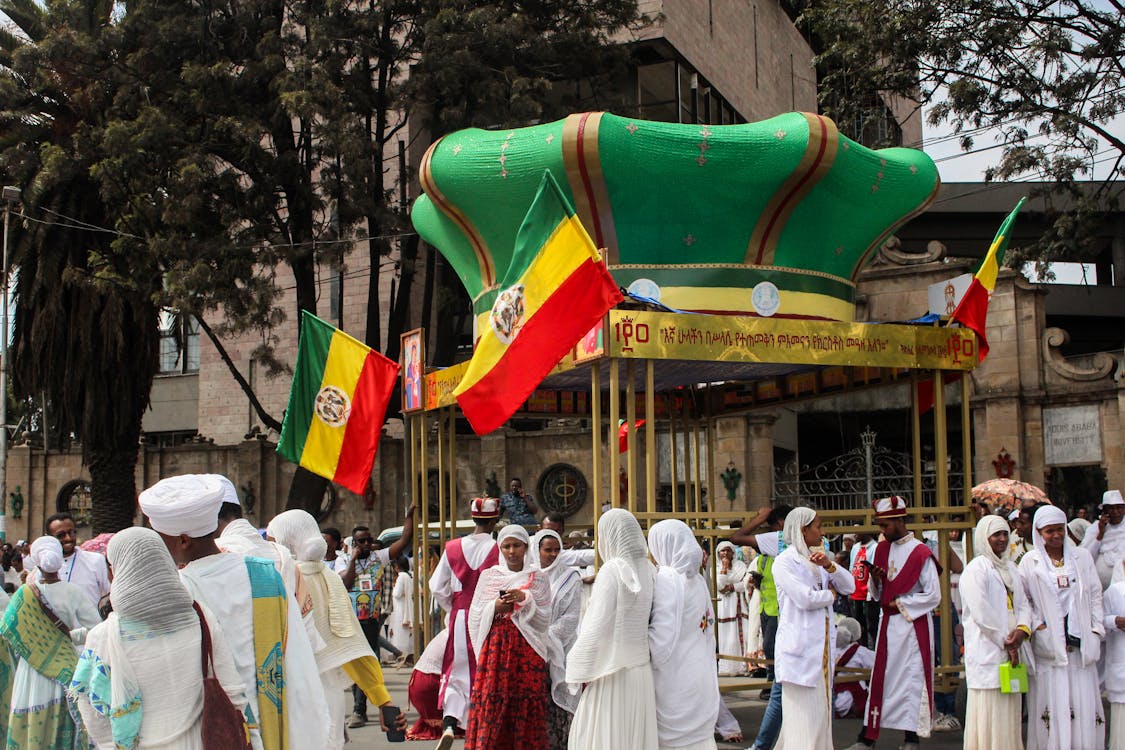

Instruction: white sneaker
[932,713,962,732]
[900,743,919,750]
[841,743,872,750]
[434,727,454,750]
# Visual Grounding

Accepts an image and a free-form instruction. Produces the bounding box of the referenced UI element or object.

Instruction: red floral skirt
[406,671,458,740]
[465,615,548,750]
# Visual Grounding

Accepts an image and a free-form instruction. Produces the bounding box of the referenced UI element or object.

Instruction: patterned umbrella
[80,532,114,555]
[971,478,1050,512]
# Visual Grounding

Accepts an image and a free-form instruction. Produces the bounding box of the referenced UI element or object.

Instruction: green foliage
[798,0,1124,265]
[410,0,645,134]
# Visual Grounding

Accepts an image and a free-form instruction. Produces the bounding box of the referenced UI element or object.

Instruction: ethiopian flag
[277,312,400,493]
[454,171,623,435]
[949,197,1026,361]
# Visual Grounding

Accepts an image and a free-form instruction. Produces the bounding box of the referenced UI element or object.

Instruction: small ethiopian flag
[949,197,1026,361]
[454,171,623,435]
[277,312,400,493]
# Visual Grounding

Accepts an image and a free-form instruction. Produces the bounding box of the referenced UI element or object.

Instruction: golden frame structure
[406,308,981,695]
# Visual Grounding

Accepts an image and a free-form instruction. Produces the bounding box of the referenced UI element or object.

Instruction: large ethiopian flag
[454,171,623,435]
[277,312,400,493]
[949,197,1026,360]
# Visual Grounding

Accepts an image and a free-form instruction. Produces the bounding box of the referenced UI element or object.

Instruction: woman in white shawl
[566,508,658,750]
[528,529,583,750]
[465,524,558,749]
[266,510,400,749]
[71,527,247,749]
[772,507,855,750]
[647,519,719,750]
[715,541,750,675]
[1019,504,1104,750]
[388,557,414,657]
[960,514,1032,750]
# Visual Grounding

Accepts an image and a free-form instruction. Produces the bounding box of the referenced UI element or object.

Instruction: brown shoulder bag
[193,602,253,750]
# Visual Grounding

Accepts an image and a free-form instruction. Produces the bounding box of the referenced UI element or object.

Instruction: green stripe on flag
[278,311,334,464]
[501,172,578,286]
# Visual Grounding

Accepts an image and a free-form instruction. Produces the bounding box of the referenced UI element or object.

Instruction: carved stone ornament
[875,236,946,266]
[1042,327,1116,382]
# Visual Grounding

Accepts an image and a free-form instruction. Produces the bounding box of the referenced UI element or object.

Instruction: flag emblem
[490,284,526,344]
[314,386,352,427]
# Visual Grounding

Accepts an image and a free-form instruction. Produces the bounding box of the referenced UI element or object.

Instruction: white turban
[30,536,64,573]
[214,475,239,506]
[836,616,862,648]
[138,474,226,538]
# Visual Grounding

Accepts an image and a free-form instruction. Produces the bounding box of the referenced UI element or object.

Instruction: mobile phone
[381,705,405,742]
[497,589,508,597]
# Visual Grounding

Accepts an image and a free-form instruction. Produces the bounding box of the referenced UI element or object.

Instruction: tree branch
[194,314,282,432]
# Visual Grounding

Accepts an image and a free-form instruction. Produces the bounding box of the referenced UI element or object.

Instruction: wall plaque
[1043,405,1102,466]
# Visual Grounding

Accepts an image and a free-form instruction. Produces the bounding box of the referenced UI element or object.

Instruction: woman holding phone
[465,524,560,749]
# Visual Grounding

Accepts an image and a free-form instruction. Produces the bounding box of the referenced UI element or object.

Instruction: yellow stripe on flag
[976,233,1004,292]
[300,332,367,479]
[455,215,595,394]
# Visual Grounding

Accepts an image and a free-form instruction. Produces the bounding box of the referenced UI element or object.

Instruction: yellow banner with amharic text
[607,310,978,370]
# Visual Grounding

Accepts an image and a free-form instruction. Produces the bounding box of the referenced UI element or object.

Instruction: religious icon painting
[401,329,424,413]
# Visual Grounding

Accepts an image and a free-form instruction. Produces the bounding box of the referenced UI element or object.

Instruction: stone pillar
[746,412,778,510]
[479,432,507,506]
[714,415,749,513]
[1112,217,1125,287]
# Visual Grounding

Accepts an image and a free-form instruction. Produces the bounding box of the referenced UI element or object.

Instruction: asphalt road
[348,670,973,749]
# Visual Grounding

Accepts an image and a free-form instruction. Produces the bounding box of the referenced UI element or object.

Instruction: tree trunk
[87,440,141,533]
[287,465,331,512]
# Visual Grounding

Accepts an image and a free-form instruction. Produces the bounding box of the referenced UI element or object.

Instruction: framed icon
[401,329,424,413]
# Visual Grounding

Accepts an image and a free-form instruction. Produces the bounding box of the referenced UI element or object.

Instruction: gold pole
[933,369,953,678]
[669,395,679,514]
[591,363,603,569]
[436,406,445,543]
[626,359,638,514]
[449,406,458,541]
[609,359,621,509]
[645,360,656,514]
[706,385,716,524]
[413,413,427,645]
[961,374,974,560]
[911,372,923,505]
[688,391,697,512]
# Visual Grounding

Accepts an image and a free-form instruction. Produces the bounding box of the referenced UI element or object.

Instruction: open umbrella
[971,478,1050,512]
[80,532,114,555]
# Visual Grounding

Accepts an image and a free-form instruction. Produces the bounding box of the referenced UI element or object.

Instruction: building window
[159,313,200,375]
[329,268,343,328]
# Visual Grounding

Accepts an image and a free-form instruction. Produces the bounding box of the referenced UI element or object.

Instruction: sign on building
[928,274,973,318]
[1043,404,1102,466]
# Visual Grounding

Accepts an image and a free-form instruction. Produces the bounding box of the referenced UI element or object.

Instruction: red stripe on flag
[457,259,622,435]
[333,350,401,493]
[950,278,991,361]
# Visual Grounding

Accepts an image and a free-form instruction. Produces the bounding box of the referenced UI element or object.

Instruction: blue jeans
[751,681,783,750]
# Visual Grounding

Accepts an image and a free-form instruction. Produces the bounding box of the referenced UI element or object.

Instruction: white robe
[649,568,719,749]
[715,561,750,676]
[959,556,1033,750]
[76,606,248,749]
[28,548,110,611]
[1081,519,1125,589]
[864,534,941,738]
[179,552,331,750]
[389,571,414,655]
[1019,548,1105,750]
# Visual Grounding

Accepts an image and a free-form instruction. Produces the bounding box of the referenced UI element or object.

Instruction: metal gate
[772,428,964,511]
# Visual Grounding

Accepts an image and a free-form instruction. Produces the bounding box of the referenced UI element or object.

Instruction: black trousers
[760,612,778,680]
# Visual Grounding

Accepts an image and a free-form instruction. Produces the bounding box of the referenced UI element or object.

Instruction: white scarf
[529,529,580,596]
[649,519,709,653]
[973,514,1015,592]
[565,509,654,686]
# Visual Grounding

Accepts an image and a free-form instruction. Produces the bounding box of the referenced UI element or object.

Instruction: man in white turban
[1081,489,1125,589]
[139,474,331,750]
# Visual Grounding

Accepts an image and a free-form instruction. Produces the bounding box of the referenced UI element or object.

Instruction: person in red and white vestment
[428,497,501,749]
[844,496,941,750]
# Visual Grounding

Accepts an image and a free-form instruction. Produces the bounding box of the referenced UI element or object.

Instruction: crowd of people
[0,471,1120,749]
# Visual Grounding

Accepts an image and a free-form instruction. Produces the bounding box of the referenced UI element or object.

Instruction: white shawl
[530,529,582,712]
[565,508,655,686]
[1019,505,1104,668]
[467,526,562,670]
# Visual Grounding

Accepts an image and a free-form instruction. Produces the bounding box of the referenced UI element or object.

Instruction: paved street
[349,670,970,749]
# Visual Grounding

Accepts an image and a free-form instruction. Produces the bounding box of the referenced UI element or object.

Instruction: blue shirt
[500,492,537,525]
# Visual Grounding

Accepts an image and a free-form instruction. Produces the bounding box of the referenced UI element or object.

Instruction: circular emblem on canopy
[626,278,662,302]
[751,281,781,317]
[490,284,526,345]
[315,385,352,427]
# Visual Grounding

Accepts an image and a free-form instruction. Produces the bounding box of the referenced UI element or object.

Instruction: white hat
[1007,508,1020,522]
[139,474,226,538]
[213,475,239,506]
[1102,490,1123,507]
[873,495,908,519]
